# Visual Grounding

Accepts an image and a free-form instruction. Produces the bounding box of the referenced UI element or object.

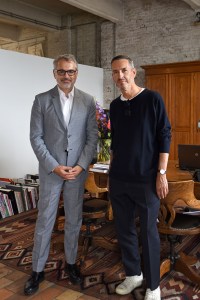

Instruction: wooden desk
[92,160,193,184]
[167,160,193,181]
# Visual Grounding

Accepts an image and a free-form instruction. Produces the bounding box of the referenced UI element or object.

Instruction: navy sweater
[109,89,171,183]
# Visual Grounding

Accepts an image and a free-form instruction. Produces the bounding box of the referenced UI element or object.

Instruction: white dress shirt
[58,86,74,128]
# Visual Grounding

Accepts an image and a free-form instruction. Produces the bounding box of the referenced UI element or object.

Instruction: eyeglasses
[55,69,77,76]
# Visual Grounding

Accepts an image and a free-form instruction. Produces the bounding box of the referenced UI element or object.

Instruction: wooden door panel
[193,72,200,144]
[146,74,169,109]
[170,73,191,129]
[170,73,192,159]
[146,74,167,98]
[142,61,200,160]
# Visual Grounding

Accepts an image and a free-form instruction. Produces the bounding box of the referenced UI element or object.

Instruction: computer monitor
[178,144,200,170]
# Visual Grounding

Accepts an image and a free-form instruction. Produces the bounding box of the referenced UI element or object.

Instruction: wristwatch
[158,169,166,175]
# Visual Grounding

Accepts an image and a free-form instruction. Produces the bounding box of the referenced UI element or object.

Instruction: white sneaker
[115,273,143,295]
[144,286,161,300]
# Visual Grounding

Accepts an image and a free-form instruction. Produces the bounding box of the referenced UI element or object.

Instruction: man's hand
[69,165,83,177]
[53,165,83,180]
[156,173,169,199]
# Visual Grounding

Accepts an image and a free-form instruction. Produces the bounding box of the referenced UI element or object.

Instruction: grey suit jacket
[30,85,98,181]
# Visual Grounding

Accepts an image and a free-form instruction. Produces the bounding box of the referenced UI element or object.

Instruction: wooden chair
[194,181,200,200]
[158,180,200,285]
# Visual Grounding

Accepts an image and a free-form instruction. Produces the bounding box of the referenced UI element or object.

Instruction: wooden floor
[0,263,101,300]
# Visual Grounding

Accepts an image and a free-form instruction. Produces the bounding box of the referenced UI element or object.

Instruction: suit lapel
[69,88,82,125]
[51,86,66,130]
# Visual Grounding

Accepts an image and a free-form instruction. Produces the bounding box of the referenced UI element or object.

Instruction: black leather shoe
[24,271,45,295]
[65,263,82,284]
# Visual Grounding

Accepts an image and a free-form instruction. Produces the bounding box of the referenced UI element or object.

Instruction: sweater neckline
[120,88,145,101]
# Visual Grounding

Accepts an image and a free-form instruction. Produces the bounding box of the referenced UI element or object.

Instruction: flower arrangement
[96,101,111,139]
[96,101,111,162]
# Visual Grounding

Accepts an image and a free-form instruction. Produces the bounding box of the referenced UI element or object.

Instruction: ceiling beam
[60,0,124,23]
[182,0,200,10]
[0,0,62,30]
[0,22,20,41]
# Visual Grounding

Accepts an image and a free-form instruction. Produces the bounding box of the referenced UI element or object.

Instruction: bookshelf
[0,175,39,220]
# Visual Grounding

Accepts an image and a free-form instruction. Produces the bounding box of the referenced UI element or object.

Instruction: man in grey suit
[24,54,98,295]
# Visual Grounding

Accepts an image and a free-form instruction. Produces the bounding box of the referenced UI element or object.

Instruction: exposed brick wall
[71,23,97,66]
[46,29,71,58]
[101,0,200,107]
[1,0,199,108]
[46,0,199,107]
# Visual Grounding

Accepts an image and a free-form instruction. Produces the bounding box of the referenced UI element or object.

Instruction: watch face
[160,169,166,175]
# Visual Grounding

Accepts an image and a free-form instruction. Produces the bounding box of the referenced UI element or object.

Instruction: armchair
[194,181,200,199]
[158,180,200,285]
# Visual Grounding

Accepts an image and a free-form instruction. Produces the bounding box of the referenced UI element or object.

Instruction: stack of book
[0,174,39,219]
[89,163,109,173]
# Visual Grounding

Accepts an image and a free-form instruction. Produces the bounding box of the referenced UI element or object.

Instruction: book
[23,183,39,202]
[12,178,26,185]
[22,187,32,211]
[0,188,18,215]
[0,192,9,218]
[5,184,26,212]
[14,191,24,213]
[25,186,37,208]
[2,193,14,216]
[25,179,35,184]
[26,174,39,182]
[0,180,11,188]
[0,177,13,183]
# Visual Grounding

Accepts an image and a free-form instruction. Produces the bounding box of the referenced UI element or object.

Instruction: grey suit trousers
[32,171,87,272]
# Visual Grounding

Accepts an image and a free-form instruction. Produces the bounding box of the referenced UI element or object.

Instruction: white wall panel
[0,49,103,178]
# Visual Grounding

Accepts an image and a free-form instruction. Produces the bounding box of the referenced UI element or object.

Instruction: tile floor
[0,263,101,300]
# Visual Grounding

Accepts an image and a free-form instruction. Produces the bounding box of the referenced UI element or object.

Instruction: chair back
[194,182,200,200]
[158,180,200,235]
[84,171,108,198]
[84,171,114,221]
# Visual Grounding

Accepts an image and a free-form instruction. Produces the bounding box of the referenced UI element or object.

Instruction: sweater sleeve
[155,92,171,153]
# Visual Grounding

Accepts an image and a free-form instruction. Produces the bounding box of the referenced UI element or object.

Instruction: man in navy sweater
[109,55,171,300]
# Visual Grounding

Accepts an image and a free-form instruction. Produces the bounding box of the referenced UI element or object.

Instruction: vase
[97,139,111,163]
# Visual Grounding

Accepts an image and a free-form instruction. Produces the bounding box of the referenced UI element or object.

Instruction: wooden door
[169,73,193,159]
[145,74,169,110]
[142,61,200,160]
[193,72,200,145]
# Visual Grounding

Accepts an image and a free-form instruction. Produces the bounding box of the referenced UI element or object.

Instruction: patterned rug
[0,210,200,300]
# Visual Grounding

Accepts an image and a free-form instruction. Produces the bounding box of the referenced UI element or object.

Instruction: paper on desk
[89,167,108,173]
[93,163,109,170]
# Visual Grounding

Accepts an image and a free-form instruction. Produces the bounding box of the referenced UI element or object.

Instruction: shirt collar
[120,94,129,101]
[57,86,75,98]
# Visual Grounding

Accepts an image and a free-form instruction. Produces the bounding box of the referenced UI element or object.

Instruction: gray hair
[53,54,78,70]
[111,55,134,68]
